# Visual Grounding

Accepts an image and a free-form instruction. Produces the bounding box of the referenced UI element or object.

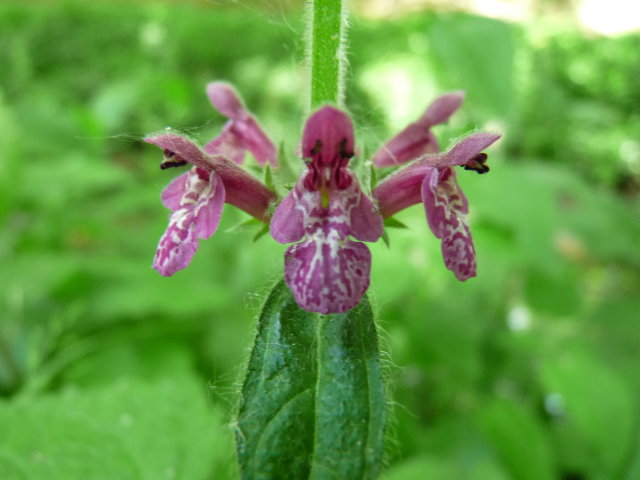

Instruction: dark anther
[160,160,188,169]
[160,150,188,169]
[310,140,323,156]
[338,138,353,159]
[462,153,490,174]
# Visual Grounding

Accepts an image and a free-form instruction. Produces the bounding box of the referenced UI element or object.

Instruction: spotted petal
[153,210,199,276]
[153,168,224,276]
[421,167,476,280]
[284,234,372,314]
[272,173,382,313]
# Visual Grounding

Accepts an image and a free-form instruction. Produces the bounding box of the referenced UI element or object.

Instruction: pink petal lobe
[421,91,465,127]
[206,82,246,119]
[284,236,372,315]
[422,167,476,280]
[161,172,188,210]
[270,189,306,244]
[153,168,226,276]
[346,182,384,242]
[153,210,198,276]
[191,169,225,239]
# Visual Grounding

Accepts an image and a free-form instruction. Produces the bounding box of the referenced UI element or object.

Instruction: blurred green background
[1,0,639,479]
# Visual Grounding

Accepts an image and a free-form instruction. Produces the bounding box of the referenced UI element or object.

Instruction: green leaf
[384,217,409,229]
[237,280,386,479]
[263,163,275,191]
[274,140,300,192]
[252,223,270,243]
[381,230,390,247]
[225,217,263,233]
[368,162,378,192]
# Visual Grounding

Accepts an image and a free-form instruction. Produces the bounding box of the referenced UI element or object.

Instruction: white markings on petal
[153,168,224,276]
[422,167,476,280]
[279,173,381,313]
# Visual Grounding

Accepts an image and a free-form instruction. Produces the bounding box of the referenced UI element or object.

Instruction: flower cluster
[145,82,500,313]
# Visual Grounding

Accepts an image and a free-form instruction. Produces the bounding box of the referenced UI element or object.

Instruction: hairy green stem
[307,0,348,108]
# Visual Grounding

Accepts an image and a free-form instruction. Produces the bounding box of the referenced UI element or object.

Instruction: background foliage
[1,1,639,479]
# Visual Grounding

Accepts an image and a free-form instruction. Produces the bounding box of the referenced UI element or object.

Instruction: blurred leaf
[523,267,581,316]
[542,351,636,479]
[383,454,510,480]
[383,456,459,480]
[478,398,555,480]
[0,376,234,480]
[427,14,515,117]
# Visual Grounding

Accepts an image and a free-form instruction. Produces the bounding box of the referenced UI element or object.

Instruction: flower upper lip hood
[301,105,355,192]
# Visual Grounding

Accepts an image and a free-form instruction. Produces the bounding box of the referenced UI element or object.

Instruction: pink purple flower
[145,83,276,276]
[372,93,500,281]
[270,106,383,314]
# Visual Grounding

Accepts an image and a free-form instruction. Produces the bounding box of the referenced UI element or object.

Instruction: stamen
[310,140,322,156]
[160,149,188,169]
[462,153,490,174]
[303,137,354,191]
[337,138,353,159]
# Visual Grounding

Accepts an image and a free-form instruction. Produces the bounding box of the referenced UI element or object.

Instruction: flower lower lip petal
[284,235,372,315]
